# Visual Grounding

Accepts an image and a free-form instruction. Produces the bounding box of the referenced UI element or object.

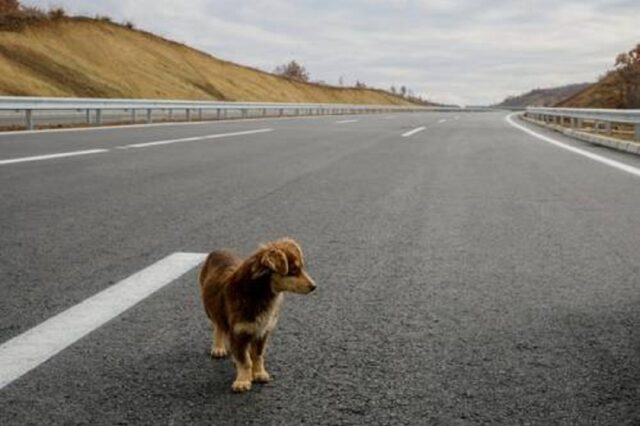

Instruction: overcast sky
[25,0,640,105]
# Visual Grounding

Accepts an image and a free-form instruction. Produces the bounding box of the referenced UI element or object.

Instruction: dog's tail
[199,250,240,288]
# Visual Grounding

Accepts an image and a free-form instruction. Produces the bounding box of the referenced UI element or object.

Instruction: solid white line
[0,149,109,166]
[0,114,356,137]
[402,126,426,138]
[119,128,274,149]
[0,252,206,390]
[506,113,640,178]
[336,119,358,124]
[438,119,447,124]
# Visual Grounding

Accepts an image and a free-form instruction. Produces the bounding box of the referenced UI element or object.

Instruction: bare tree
[0,0,20,14]
[355,80,367,88]
[274,60,310,82]
[400,86,407,97]
[390,86,397,95]
[615,43,640,107]
[339,76,344,86]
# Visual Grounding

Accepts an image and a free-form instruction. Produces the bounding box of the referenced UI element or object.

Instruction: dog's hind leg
[210,323,228,358]
[251,333,271,383]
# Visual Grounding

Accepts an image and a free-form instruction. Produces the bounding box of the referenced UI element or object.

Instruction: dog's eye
[288,267,299,276]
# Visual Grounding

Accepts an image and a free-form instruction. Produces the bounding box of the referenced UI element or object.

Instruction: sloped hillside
[0,17,417,105]
[496,83,591,108]
[556,72,626,108]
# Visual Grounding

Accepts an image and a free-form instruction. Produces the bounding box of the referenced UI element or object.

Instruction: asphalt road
[1,112,639,425]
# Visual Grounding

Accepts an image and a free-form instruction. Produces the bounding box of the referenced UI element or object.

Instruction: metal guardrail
[526,107,640,141]
[0,96,469,131]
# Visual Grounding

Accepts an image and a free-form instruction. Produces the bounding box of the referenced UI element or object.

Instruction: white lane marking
[118,128,274,149]
[0,252,206,390]
[0,149,109,166]
[0,114,338,137]
[438,119,447,124]
[401,126,426,138]
[336,119,358,124]
[506,113,640,178]
[454,116,460,120]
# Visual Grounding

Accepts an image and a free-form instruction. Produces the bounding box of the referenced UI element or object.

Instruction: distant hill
[0,14,422,105]
[495,83,592,108]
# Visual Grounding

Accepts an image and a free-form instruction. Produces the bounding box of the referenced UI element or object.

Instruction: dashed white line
[336,119,358,124]
[0,149,109,166]
[506,113,640,179]
[438,119,447,124]
[401,126,426,138]
[119,128,274,149]
[0,252,206,390]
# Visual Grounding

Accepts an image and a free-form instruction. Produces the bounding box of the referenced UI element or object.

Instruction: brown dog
[199,238,316,392]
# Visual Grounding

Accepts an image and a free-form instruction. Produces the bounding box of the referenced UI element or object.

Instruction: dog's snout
[308,283,317,292]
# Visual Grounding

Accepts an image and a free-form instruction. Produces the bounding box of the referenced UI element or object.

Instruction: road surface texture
[1,112,639,425]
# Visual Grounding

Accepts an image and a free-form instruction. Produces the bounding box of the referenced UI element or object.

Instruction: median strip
[402,126,426,138]
[118,128,274,149]
[0,149,109,166]
[0,252,206,390]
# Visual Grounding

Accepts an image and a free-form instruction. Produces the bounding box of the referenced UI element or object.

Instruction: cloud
[23,0,640,105]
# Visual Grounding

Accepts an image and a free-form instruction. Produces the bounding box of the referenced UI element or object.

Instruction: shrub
[124,20,134,29]
[274,60,310,82]
[48,7,66,20]
[96,14,112,23]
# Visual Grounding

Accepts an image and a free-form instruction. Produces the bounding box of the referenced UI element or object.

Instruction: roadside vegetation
[0,0,426,105]
[557,44,640,109]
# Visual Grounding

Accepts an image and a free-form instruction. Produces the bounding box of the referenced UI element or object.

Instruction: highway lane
[1,112,640,424]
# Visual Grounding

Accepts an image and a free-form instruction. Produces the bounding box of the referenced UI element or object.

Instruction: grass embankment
[0,18,416,105]
[555,73,624,108]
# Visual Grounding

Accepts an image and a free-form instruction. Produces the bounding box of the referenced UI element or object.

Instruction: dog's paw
[210,347,228,358]
[252,370,271,383]
[231,380,252,393]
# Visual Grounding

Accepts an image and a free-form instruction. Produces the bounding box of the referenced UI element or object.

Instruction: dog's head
[255,238,316,294]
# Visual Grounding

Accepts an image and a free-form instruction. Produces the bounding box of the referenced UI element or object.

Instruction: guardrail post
[131,109,136,123]
[168,109,173,121]
[635,124,640,142]
[279,108,284,117]
[603,121,611,135]
[262,108,267,117]
[95,109,102,125]
[25,109,34,130]
[198,109,203,121]
[86,109,92,124]
[216,109,221,120]
[242,109,248,119]
[186,109,191,121]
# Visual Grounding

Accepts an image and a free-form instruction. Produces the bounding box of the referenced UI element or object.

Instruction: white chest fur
[233,294,283,338]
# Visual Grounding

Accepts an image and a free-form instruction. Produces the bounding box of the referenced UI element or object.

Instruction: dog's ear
[261,247,289,276]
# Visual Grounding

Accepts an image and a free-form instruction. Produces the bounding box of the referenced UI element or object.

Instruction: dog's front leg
[210,324,228,358]
[251,333,271,383]
[230,333,253,392]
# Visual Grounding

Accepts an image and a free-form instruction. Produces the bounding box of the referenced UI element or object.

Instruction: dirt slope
[0,18,417,105]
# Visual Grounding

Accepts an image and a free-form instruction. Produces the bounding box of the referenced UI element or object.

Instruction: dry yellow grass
[0,18,417,105]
